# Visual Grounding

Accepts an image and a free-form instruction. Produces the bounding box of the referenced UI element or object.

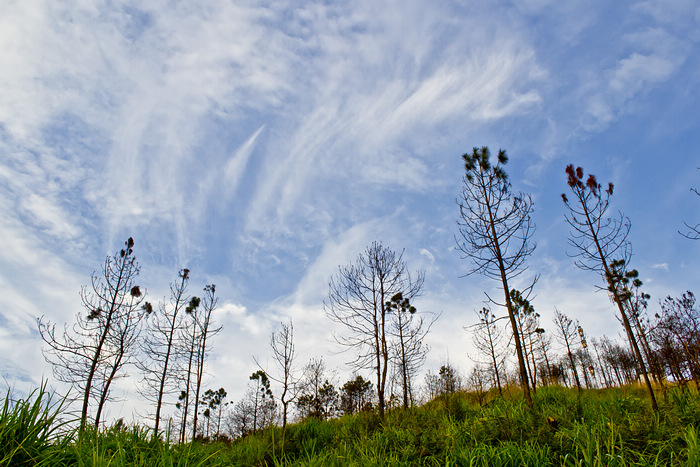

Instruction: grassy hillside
[2,384,699,466]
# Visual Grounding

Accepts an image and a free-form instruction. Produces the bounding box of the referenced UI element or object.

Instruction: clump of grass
[0,382,74,466]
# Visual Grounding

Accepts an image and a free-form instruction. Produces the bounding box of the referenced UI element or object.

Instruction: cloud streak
[1,0,699,420]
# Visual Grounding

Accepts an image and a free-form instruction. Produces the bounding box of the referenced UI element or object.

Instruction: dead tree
[255,319,299,431]
[469,307,506,395]
[610,265,663,384]
[511,289,541,391]
[191,285,221,440]
[679,169,699,240]
[455,147,537,407]
[534,327,553,386]
[325,242,424,418]
[553,308,582,392]
[138,269,192,435]
[561,165,657,410]
[655,291,700,385]
[177,295,201,443]
[38,237,145,431]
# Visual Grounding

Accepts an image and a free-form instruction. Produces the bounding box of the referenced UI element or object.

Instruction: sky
[1,0,699,424]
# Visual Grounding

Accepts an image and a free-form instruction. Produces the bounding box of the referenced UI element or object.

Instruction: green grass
[2,384,698,466]
[0,382,74,466]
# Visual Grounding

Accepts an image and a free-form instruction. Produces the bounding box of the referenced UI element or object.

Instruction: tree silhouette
[326,242,424,417]
[511,289,541,391]
[455,146,536,407]
[178,295,201,443]
[249,370,276,434]
[561,165,657,410]
[38,237,145,431]
[680,170,699,239]
[469,307,506,395]
[553,308,582,392]
[295,358,338,421]
[609,264,662,384]
[199,387,227,439]
[255,319,299,431]
[654,291,700,385]
[138,268,192,435]
[339,375,374,415]
[189,285,221,441]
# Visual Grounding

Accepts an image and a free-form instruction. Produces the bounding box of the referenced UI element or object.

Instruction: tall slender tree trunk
[485,193,532,407]
[580,203,658,410]
[180,331,197,443]
[154,275,187,435]
[81,264,126,430]
[487,324,503,395]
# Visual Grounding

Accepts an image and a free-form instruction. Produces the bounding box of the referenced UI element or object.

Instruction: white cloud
[217,301,265,336]
[419,248,435,263]
[223,125,264,199]
[21,194,80,240]
[633,0,700,25]
[581,23,689,131]
[239,2,544,243]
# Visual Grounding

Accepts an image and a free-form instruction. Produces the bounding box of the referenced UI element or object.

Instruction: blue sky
[1,0,699,422]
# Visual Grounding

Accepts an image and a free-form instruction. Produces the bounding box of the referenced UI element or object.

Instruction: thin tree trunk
[81,264,126,430]
[154,275,187,435]
[487,324,503,394]
[483,186,532,407]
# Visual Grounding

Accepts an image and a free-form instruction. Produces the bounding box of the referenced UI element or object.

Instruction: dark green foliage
[340,375,374,415]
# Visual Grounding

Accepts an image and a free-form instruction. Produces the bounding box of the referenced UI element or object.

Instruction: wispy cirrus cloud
[242,2,544,252]
[2,0,700,422]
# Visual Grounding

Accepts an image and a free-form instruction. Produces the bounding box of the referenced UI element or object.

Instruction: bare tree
[177,296,200,443]
[680,169,699,240]
[191,284,221,440]
[561,165,657,410]
[534,327,553,386]
[255,319,299,430]
[610,265,662,384]
[138,269,192,435]
[227,400,251,439]
[600,336,639,385]
[469,307,506,395]
[590,337,613,388]
[325,242,424,418]
[248,370,276,434]
[38,237,145,431]
[654,291,700,385]
[466,365,490,405]
[227,373,275,439]
[510,289,541,391]
[553,308,582,392]
[455,147,537,407]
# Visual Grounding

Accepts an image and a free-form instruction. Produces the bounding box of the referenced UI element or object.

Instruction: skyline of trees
[31,158,700,439]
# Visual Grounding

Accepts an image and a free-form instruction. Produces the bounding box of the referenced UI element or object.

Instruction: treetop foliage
[462,146,509,183]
